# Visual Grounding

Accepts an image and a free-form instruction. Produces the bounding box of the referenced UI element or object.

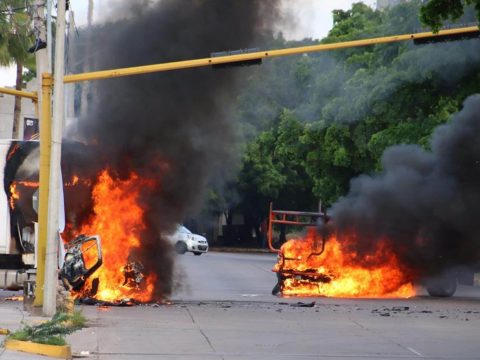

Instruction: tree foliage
[420,0,480,31]
[0,1,33,64]
[205,1,480,244]
[0,0,35,138]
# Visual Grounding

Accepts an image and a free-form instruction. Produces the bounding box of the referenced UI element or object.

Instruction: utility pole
[80,0,94,117]
[32,0,50,310]
[33,0,49,83]
[65,10,76,130]
[43,0,67,317]
[46,0,53,73]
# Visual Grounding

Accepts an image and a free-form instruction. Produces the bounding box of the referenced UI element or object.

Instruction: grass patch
[8,311,86,346]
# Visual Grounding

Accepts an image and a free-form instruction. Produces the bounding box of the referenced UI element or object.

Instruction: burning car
[166,225,209,255]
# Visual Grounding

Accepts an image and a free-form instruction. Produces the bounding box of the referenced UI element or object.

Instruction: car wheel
[175,241,187,254]
[426,273,457,297]
[271,282,281,296]
[193,252,202,256]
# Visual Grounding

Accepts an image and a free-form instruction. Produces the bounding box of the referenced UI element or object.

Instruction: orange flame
[16,180,39,187]
[9,183,20,209]
[6,143,20,161]
[71,169,156,302]
[274,228,415,298]
[64,175,91,187]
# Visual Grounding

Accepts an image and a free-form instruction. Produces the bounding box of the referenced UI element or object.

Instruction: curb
[4,339,72,359]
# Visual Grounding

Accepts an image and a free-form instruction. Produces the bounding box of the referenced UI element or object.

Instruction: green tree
[0,1,35,138]
[227,0,480,244]
[302,121,375,206]
[236,110,315,243]
[420,0,480,31]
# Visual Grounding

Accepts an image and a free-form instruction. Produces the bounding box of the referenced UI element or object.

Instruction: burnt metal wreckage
[123,261,145,289]
[268,202,476,298]
[60,234,102,291]
[79,297,142,307]
[60,235,155,306]
[268,203,331,296]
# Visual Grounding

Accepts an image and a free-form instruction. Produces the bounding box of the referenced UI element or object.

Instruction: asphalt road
[1,252,480,360]
[123,251,480,360]
[172,251,278,302]
[171,251,480,302]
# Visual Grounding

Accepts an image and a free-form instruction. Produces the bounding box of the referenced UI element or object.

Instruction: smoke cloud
[322,39,480,123]
[330,94,480,277]
[71,0,282,298]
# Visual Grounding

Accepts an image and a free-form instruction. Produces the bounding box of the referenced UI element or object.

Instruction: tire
[272,272,283,296]
[193,252,202,256]
[175,241,187,254]
[271,282,281,296]
[426,274,457,297]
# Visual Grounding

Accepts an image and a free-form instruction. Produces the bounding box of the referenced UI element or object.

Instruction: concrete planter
[4,338,71,359]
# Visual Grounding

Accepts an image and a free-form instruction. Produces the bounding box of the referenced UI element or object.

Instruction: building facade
[0,80,37,139]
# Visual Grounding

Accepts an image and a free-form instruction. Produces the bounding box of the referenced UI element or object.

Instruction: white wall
[0,80,38,139]
[0,141,12,253]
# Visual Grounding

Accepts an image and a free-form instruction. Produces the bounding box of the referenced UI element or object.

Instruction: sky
[0,0,377,87]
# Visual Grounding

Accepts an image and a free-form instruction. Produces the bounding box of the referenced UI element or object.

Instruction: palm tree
[0,0,35,139]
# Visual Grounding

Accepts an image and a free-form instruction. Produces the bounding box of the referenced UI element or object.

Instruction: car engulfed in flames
[268,205,416,298]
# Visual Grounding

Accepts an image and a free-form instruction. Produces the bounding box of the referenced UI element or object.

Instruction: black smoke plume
[330,94,480,278]
[71,0,282,298]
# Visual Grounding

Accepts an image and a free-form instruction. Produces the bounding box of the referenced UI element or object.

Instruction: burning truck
[0,140,164,303]
[0,140,104,293]
[268,205,418,298]
[268,204,475,298]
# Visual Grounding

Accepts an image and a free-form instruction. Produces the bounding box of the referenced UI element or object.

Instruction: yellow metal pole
[0,86,37,101]
[33,73,52,307]
[63,26,479,84]
[0,87,39,129]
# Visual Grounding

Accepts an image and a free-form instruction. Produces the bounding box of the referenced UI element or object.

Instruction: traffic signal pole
[33,73,52,310]
[64,25,479,83]
[0,87,37,100]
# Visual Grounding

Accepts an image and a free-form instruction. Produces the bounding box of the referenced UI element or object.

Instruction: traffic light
[210,48,262,69]
[414,24,480,45]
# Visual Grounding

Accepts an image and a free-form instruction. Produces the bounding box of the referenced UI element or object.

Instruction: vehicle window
[178,225,192,234]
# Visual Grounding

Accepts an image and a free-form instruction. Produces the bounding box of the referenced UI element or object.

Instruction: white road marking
[407,346,424,357]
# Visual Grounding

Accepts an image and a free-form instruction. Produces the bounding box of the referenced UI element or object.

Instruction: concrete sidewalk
[59,298,480,360]
[0,297,49,360]
[2,289,480,360]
